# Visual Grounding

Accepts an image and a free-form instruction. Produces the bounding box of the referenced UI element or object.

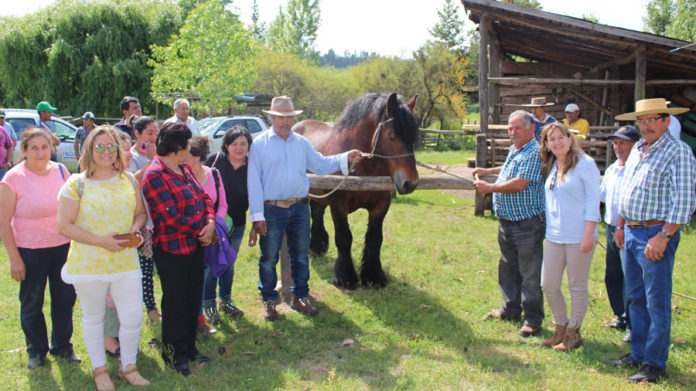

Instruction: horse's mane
[334,93,419,146]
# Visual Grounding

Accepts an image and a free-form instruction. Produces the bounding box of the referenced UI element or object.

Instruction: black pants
[154,246,204,366]
[18,243,75,358]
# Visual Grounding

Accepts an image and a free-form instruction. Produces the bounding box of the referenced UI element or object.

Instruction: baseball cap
[0,110,5,118]
[36,101,58,113]
[565,103,580,112]
[82,111,95,119]
[608,125,640,141]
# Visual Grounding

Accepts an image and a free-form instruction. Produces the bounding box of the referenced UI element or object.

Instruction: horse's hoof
[309,239,329,256]
[361,271,388,289]
[333,278,358,290]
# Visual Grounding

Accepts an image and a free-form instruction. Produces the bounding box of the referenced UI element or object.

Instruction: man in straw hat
[520,96,556,142]
[248,96,363,321]
[607,98,695,383]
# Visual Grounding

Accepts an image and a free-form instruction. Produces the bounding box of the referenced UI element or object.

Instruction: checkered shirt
[493,139,545,221]
[142,157,214,255]
[618,133,696,225]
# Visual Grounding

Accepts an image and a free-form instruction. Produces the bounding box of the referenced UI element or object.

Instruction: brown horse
[293,93,419,289]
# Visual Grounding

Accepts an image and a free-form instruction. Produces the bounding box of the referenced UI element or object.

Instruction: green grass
[1,190,695,389]
[415,149,475,166]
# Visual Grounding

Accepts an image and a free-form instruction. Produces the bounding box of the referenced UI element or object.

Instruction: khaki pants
[541,240,595,329]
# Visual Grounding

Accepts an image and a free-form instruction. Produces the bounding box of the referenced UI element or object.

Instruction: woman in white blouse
[539,122,600,352]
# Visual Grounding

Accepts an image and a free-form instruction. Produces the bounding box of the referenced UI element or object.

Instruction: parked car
[198,115,268,153]
[3,109,79,172]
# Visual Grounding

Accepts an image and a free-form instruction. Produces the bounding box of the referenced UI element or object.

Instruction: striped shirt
[618,132,696,225]
[493,139,545,221]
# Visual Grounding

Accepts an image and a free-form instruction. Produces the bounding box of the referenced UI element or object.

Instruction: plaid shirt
[493,139,545,221]
[618,133,696,225]
[142,157,214,255]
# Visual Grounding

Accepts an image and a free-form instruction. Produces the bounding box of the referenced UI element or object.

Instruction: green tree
[266,0,321,62]
[644,0,695,41]
[250,0,266,41]
[644,0,674,36]
[0,0,182,117]
[149,0,257,114]
[429,0,466,52]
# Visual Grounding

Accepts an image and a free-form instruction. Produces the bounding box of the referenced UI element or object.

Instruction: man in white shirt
[163,98,199,136]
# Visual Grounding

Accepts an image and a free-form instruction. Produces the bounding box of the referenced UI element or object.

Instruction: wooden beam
[307,174,493,192]
[478,12,490,134]
[489,24,502,124]
[489,77,696,86]
[635,44,647,102]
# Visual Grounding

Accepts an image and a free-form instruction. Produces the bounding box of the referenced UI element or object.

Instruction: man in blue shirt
[36,101,61,161]
[473,110,546,337]
[248,96,362,321]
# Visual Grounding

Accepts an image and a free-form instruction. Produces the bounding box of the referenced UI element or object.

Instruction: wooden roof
[461,0,696,79]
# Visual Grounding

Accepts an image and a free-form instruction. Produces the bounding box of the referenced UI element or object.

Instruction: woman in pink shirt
[187,136,229,332]
[0,128,79,370]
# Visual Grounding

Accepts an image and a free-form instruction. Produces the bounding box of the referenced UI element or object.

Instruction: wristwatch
[660,229,673,239]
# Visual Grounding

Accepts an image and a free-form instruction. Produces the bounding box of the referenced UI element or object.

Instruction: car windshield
[198,118,223,135]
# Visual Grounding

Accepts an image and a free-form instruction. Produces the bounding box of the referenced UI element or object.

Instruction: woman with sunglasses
[57,126,149,390]
[0,128,79,370]
[141,123,215,376]
[538,122,600,352]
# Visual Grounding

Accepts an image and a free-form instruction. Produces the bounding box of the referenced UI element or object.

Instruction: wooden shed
[460,0,696,132]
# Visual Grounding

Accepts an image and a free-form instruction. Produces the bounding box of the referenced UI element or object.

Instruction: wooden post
[488,25,501,125]
[475,134,487,216]
[605,139,615,172]
[634,45,647,102]
[278,235,293,304]
[478,12,490,135]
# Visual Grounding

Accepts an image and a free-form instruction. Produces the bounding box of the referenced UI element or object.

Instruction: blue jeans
[202,225,245,302]
[258,202,310,301]
[18,244,76,358]
[624,224,679,369]
[604,224,629,328]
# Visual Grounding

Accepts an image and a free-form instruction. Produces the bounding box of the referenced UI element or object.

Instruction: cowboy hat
[262,96,303,117]
[519,97,555,107]
[615,98,689,121]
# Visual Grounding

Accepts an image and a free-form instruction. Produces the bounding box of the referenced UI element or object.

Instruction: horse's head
[373,93,419,195]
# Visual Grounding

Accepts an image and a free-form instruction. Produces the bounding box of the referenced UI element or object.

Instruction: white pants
[73,278,144,369]
[541,241,595,329]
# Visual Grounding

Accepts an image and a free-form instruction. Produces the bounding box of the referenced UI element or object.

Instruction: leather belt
[499,213,543,225]
[625,219,665,228]
[264,198,306,208]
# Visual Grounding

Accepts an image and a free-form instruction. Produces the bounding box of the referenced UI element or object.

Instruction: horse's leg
[309,200,329,256]
[330,205,358,289]
[360,206,389,288]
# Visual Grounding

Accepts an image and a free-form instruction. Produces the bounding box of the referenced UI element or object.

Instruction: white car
[198,115,268,153]
[3,109,79,172]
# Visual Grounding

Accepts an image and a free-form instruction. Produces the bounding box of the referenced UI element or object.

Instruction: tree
[149,0,257,114]
[266,0,321,62]
[429,0,465,52]
[0,0,182,117]
[644,0,695,41]
[250,0,266,41]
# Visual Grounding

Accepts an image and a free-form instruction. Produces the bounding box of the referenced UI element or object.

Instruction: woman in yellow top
[57,126,149,390]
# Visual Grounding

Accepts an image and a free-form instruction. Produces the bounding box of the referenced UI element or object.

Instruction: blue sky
[8,0,648,57]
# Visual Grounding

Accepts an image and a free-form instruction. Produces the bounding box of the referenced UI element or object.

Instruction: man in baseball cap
[607,99,694,383]
[35,101,61,160]
[562,103,590,140]
[74,111,96,161]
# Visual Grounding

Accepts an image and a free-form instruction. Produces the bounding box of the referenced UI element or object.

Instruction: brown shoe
[118,363,151,386]
[93,365,116,391]
[518,324,541,337]
[291,297,318,316]
[542,324,567,347]
[263,300,279,321]
[554,327,583,351]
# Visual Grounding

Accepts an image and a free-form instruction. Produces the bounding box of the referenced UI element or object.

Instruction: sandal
[93,365,116,391]
[118,363,151,386]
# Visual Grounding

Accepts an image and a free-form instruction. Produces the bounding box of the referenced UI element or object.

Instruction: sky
[7,0,649,57]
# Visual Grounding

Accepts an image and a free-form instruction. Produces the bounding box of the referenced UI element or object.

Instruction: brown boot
[542,324,567,348]
[553,327,583,352]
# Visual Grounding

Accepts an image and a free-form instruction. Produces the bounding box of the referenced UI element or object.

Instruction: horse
[293,92,419,289]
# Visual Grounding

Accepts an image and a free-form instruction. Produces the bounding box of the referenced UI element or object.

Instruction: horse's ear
[406,95,418,114]
[386,93,398,119]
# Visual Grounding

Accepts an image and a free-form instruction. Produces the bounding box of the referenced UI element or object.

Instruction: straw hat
[519,97,555,107]
[262,96,303,117]
[615,98,688,121]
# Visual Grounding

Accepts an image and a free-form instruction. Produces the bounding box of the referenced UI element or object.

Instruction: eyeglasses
[635,116,665,126]
[94,143,118,153]
[549,170,558,190]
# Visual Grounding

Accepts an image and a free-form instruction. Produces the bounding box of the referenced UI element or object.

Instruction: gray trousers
[497,214,545,327]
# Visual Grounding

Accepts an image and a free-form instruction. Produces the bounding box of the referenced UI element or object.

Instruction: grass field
[1,187,695,389]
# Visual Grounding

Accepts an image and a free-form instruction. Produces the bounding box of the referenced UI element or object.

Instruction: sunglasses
[94,143,118,153]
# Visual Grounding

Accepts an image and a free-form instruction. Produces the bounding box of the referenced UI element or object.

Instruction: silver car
[198,115,268,153]
[3,109,79,172]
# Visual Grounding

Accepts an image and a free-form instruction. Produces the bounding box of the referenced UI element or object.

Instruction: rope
[415,160,474,181]
[307,160,357,199]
